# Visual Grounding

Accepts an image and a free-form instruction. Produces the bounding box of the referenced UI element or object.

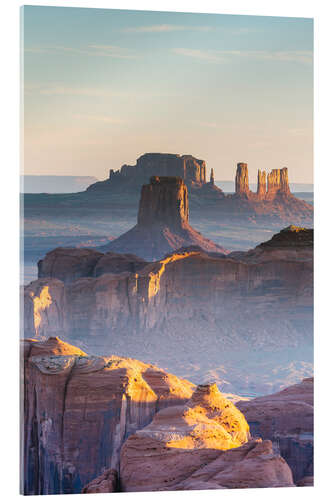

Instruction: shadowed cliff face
[99,176,228,260]
[22,337,194,495]
[237,377,314,485]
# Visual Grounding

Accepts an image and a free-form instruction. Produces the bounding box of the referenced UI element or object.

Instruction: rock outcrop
[37,248,103,284]
[237,377,313,484]
[38,248,147,283]
[119,383,294,491]
[82,469,118,493]
[99,176,228,260]
[86,155,313,225]
[235,163,250,195]
[25,227,313,393]
[87,153,208,192]
[257,169,267,199]
[22,337,194,495]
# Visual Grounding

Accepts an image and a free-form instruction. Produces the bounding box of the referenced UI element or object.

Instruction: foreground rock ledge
[119,383,294,492]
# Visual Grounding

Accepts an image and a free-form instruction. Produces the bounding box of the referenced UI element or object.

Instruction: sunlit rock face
[119,383,294,492]
[237,377,314,484]
[99,176,228,260]
[235,163,250,195]
[24,278,66,339]
[22,337,194,495]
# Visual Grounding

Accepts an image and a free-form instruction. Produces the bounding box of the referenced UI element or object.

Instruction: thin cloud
[123,24,213,33]
[173,48,313,65]
[38,86,119,97]
[25,45,136,59]
[173,48,226,63]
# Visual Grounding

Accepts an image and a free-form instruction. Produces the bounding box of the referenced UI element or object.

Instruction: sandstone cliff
[237,377,314,484]
[25,227,313,392]
[100,176,228,260]
[119,383,294,491]
[22,337,194,495]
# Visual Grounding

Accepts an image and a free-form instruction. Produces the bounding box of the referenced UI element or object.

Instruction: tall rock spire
[210,168,215,184]
[257,170,266,199]
[235,163,249,195]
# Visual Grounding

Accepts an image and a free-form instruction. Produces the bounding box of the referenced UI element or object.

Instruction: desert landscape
[21,5,313,496]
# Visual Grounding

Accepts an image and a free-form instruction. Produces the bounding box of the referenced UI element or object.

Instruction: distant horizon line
[21,174,314,186]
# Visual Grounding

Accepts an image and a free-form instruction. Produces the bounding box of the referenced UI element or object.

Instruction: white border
[1,1,332,499]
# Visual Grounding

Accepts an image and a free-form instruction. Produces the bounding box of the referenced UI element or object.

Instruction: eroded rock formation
[119,383,294,491]
[85,154,313,225]
[237,377,314,484]
[235,162,249,195]
[99,176,228,260]
[88,153,208,192]
[38,248,147,283]
[22,337,194,495]
[27,227,313,354]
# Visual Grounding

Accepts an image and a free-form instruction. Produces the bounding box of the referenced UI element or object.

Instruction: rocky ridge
[22,337,194,495]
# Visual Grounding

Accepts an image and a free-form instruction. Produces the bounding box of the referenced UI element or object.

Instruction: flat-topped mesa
[266,167,290,197]
[138,176,189,229]
[119,153,206,187]
[235,162,249,195]
[257,170,267,199]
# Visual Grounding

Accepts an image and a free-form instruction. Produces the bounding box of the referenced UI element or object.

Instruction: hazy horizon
[23,6,313,183]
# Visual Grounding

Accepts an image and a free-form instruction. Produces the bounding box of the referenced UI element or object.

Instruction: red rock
[82,469,118,493]
[25,226,313,352]
[120,384,294,492]
[38,247,103,283]
[296,475,313,487]
[101,176,228,260]
[22,337,194,495]
[235,163,250,195]
[237,377,314,483]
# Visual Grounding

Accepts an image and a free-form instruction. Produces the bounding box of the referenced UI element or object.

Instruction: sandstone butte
[22,337,195,495]
[115,383,294,492]
[85,378,314,493]
[86,153,313,225]
[99,176,228,260]
[237,377,314,486]
[25,226,313,358]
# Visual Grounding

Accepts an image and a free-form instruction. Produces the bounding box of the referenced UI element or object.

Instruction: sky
[22,6,313,183]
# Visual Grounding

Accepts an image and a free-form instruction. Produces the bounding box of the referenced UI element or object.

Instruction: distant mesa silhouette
[86,153,313,225]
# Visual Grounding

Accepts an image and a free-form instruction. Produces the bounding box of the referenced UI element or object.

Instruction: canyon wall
[25,227,313,359]
[237,377,314,484]
[22,337,194,495]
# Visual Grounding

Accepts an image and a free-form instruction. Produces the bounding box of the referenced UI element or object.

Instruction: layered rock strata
[237,377,314,484]
[87,153,208,192]
[26,227,313,356]
[99,176,228,260]
[22,337,194,495]
[119,383,294,491]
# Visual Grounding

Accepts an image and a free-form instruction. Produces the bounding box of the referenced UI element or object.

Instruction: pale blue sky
[23,6,313,183]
